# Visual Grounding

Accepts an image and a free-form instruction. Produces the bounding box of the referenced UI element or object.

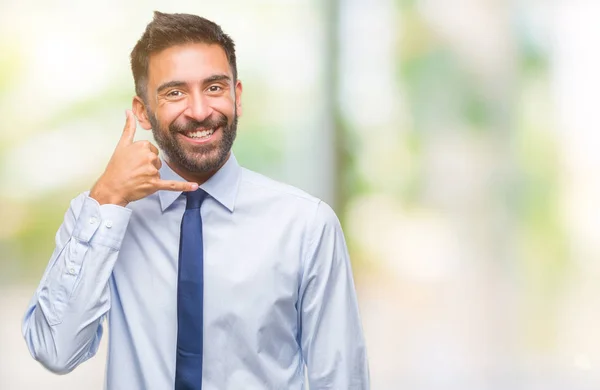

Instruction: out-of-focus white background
[2,0,600,389]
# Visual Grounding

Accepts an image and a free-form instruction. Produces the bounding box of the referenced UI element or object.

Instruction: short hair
[130,11,237,101]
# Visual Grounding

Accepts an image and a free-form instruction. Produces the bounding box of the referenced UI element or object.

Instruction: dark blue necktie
[175,189,207,390]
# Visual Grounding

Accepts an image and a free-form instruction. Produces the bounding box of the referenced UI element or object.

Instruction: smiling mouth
[183,127,217,140]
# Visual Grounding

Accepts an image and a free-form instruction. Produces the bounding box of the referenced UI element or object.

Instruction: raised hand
[90,110,198,207]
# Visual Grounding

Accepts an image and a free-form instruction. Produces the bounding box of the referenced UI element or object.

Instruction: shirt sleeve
[298,201,370,389]
[22,192,132,374]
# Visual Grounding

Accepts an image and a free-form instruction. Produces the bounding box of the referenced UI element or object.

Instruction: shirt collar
[158,153,241,213]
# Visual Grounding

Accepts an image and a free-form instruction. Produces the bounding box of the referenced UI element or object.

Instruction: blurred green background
[2,0,599,389]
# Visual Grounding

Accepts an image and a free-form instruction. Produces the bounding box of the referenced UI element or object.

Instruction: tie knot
[185,189,207,210]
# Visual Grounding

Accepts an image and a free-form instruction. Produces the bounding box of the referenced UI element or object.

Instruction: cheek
[156,102,187,124]
[209,97,236,118]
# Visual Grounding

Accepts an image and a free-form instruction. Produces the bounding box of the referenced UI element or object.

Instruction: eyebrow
[156,74,232,94]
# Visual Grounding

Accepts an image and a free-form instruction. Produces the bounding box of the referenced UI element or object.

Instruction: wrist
[90,181,128,207]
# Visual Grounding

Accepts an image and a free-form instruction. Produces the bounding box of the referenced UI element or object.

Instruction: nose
[184,91,213,122]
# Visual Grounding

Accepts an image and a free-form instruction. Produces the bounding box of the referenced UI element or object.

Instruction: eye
[207,85,222,93]
[166,90,183,97]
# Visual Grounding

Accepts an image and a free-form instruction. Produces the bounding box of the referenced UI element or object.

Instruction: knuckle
[149,177,161,188]
[137,140,150,149]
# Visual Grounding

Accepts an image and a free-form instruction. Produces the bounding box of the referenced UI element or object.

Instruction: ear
[132,96,152,130]
[234,80,243,117]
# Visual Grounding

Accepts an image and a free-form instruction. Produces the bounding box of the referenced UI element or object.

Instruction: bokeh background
[1,0,599,389]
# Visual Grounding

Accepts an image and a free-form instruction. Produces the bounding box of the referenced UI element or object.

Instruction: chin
[183,153,225,173]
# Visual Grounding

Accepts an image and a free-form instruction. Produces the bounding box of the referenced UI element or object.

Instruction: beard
[148,109,238,174]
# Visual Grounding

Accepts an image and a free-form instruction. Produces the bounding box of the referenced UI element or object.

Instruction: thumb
[119,110,137,146]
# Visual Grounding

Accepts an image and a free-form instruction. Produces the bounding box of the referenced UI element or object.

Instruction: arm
[22,110,197,375]
[22,193,132,374]
[299,201,370,389]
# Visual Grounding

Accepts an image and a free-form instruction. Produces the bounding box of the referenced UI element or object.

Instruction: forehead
[147,43,231,88]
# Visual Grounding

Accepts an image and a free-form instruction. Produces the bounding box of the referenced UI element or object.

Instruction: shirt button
[89,217,98,225]
[105,220,113,228]
[69,268,76,275]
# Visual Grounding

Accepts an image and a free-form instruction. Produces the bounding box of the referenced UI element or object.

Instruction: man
[22,11,369,390]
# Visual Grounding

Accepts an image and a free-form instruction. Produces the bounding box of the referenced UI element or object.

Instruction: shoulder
[238,167,341,229]
[239,168,319,203]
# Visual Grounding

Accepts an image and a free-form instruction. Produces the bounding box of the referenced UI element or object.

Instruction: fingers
[149,153,162,170]
[155,179,199,192]
[147,142,159,155]
[119,110,138,146]
[135,140,159,155]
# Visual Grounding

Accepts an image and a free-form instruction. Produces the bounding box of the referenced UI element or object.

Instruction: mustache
[171,114,228,133]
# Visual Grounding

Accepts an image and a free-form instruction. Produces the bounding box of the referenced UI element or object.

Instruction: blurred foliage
[0,44,21,94]
[0,2,569,303]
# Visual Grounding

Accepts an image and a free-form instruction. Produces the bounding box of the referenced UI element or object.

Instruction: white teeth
[187,128,215,139]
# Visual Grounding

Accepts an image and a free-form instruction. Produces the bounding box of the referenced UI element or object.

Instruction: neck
[164,152,230,186]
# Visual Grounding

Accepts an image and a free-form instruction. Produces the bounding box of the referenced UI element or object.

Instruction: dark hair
[130,11,237,101]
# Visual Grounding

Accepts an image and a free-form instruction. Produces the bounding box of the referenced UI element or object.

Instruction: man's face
[141,43,242,173]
